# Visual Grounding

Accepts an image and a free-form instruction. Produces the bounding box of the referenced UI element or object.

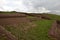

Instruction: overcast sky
[0,0,60,14]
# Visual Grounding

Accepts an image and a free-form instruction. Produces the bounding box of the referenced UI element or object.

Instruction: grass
[47,14,60,20]
[25,19,54,40]
[0,35,7,40]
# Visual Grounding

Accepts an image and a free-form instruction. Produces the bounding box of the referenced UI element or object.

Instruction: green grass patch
[47,14,60,20]
[25,19,54,40]
[0,36,7,40]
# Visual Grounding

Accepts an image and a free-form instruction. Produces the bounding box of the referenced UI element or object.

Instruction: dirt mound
[0,13,26,18]
[49,20,60,40]
[41,14,51,20]
[0,17,30,25]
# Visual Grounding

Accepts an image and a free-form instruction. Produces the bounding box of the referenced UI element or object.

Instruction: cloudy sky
[0,0,60,14]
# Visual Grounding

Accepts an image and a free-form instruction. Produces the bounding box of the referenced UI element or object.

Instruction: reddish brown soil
[41,14,51,20]
[48,20,60,40]
[0,17,29,25]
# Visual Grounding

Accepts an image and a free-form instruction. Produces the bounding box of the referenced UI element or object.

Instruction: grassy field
[47,14,60,20]
[0,12,60,40]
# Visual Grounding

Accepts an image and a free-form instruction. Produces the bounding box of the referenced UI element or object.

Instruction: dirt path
[49,20,60,40]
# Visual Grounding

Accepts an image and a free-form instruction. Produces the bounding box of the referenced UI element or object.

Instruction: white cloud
[0,0,60,14]
[0,0,51,13]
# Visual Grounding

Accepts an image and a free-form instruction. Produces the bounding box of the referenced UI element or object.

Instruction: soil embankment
[49,20,60,40]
